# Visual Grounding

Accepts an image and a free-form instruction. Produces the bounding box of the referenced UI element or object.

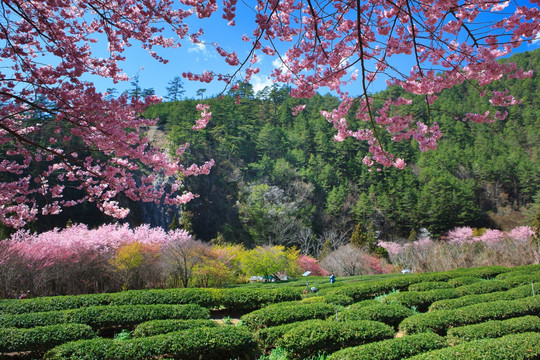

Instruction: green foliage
[0,323,96,353]
[132,319,218,337]
[44,326,259,360]
[446,276,482,287]
[256,321,310,351]
[327,332,446,360]
[446,315,540,345]
[240,302,337,330]
[322,294,355,307]
[382,288,459,312]
[275,319,394,359]
[241,246,300,279]
[405,332,540,360]
[399,295,540,335]
[0,286,301,315]
[0,304,210,330]
[408,281,453,292]
[336,302,414,328]
[429,282,538,311]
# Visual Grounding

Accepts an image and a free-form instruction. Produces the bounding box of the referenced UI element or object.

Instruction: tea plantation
[0,265,538,359]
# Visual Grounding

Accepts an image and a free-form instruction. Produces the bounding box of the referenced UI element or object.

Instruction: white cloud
[532,32,540,44]
[188,42,210,55]
[251,74,273,93]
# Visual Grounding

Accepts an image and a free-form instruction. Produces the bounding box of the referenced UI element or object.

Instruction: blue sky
[89,0,540,100]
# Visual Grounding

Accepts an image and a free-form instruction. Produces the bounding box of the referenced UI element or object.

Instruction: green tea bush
[327,332,446,360]
[322,294,355,306]
[241,303,337,330]
[320,266,510,302]
[256,321,310,351]
[446,315,540,344]
[336,302,414,328]
[382,288,458,312]
[399,295,540,335]
[132,319,218,337]
[384,279,518,312]
[408,282,453,292]
[0,287,300,315]
[220,287,301,312]
[455,280,512,296]
[0,293,111,315]
[326,277,419,302]
[276,319,394,359]
[445,266,510,279]
[0,304,209,329]
[0,323,96,353]
[44,326,258,360]
[404,332,540,360]
[429,283,537,311]
[447,276,482,287]
[499,274,540,286]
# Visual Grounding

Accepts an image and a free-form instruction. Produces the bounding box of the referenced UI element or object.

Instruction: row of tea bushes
[381,276,538,312]
[381,277,530,312]
[275,319,394,359]
[407,281,453,292]
[399,295,540,335]
[43,326,258,360]
[0,287,300,315]
[320,265,520,302]
[0,324,96,353]
[446,315,540,344]
[241,302,337,330]
[0,304,209,330]
[327,332,446,360]
[132,319,218,337]
[404,332,540,360]
[429,283,537,311]
[336,302,414,329]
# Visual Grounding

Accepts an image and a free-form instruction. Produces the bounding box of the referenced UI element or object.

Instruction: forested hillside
[3,51,536,248]
[144,50,539,250]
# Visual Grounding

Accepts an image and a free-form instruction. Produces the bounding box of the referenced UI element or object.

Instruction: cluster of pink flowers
[446,226,533,245]
[297,254,329,276]
[378,226,536,271]
[0,223,191,270]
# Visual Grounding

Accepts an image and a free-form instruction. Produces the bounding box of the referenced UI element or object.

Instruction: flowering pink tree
[0,0,538,228]
[0,223,193,296]
[297,254,329,276]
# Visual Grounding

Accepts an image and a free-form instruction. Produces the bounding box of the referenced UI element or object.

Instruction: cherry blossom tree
[1,0,538,228]
[0,0,215,228]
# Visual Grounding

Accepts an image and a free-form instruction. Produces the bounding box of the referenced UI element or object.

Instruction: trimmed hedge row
[43,326,258,360]
[256,320,313,351]
[241,302,337,330]
[429,283,537,311]
[399,295,540,335]
[446,276,482,287]
[408,282,453,292]
[0,323,96,353]
[447,315,540,344]
[327,332,446,360]
[382,288,459,312]
[383,280,516,312]
[0,304,209,329]
[404,332,540,360]
[276,319,394,359]
[0,287,300,315]
[335,302,414,328]
[324,266,511,303]
[132,319,218,337]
